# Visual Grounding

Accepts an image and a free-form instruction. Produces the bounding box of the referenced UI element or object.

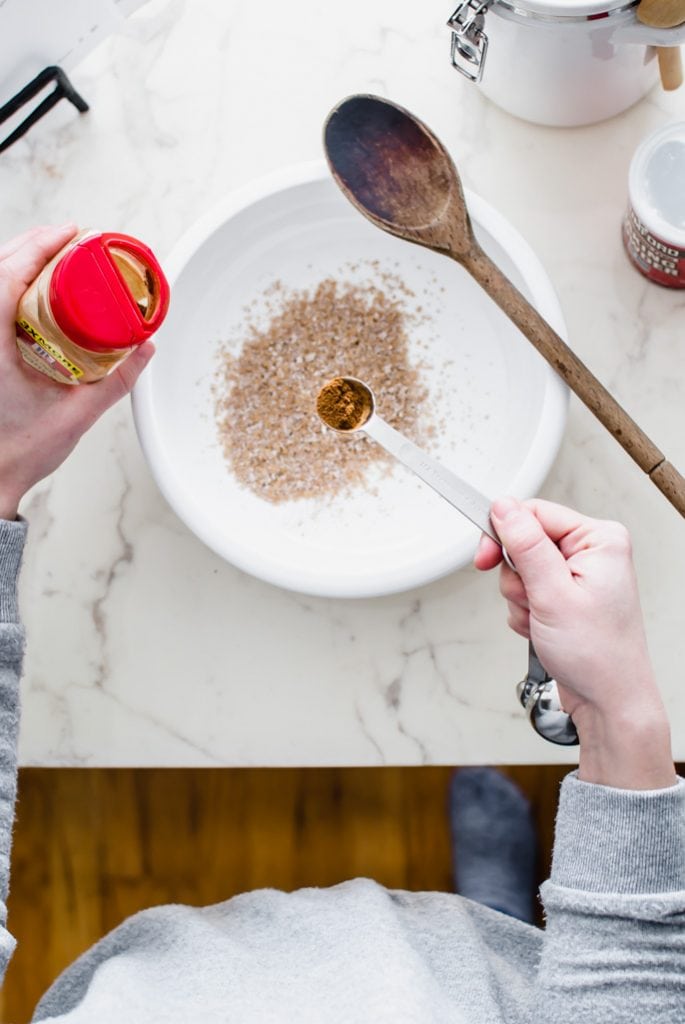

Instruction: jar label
[622,207,685,289]
[16,318,85,384]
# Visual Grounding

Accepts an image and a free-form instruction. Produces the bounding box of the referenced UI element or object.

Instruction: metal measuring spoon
[316,376,579,747]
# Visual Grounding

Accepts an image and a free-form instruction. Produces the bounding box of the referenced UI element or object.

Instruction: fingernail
[57,221,77,231]
[491,496,520,520]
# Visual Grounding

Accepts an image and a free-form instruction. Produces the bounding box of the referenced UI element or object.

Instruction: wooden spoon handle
[465,247,685,517]
[657,46,683,90]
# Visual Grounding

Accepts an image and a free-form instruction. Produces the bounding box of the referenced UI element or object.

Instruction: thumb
[491,497,571,604]
[71,342,155,427]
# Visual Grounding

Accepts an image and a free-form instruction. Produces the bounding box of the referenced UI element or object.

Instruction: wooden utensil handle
[465,247,685,518]
[657,47,683,90]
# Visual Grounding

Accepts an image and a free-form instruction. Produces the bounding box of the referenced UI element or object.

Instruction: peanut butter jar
[16,230,170,384]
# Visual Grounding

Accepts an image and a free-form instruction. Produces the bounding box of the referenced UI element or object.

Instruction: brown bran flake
[214,274,429,503]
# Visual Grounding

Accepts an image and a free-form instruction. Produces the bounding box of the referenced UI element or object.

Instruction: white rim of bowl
[132,160,568,598]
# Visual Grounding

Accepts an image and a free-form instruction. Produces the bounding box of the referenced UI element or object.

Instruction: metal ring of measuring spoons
[517,647,579,747]
[504,548,579,747]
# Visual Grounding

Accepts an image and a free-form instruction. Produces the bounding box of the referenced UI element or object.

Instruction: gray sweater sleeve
[0,519,28,982]
[535,772,685,1023]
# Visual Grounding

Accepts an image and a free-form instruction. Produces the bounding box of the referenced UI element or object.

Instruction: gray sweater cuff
[0,519,28,624]
[551,771,685,895]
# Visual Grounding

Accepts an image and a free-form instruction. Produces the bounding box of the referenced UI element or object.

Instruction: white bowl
[133,161,568,598]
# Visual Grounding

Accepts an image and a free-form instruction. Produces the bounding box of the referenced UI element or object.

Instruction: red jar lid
[49,232,170,353]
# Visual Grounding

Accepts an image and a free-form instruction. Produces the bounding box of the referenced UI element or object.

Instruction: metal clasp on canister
[447,0,495,83]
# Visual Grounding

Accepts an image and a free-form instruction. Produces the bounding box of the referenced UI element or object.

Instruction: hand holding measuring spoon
[316,376,578,746]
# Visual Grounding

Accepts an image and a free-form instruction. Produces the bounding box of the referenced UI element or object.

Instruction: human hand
[0,225,155,521]
[475,497,675,789]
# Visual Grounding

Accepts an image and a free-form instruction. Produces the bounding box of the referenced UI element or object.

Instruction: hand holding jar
[16,224,169,384]
[0,225,157,521]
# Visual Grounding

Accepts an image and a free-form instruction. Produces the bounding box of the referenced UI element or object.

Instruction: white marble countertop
[2,0,684,767]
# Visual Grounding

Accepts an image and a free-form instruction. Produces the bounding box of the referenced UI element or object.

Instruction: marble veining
[1,0,684,766]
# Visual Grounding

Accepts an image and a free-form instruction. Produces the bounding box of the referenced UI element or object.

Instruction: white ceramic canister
[623,122,685,287]
[447,1,685,127]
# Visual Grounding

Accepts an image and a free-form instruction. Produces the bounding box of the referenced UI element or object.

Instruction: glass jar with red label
[15,230,170,384]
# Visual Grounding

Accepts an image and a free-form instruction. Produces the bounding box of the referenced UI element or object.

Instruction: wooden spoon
[637,0,685,28]
[637,0,685,90]
[323,95,685,517]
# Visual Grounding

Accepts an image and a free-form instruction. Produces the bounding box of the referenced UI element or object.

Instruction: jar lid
[49,232,170,353]
[496,0,635,20]
[628,122,685,249]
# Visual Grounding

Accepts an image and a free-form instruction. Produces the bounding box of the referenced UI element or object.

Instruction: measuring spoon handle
[364,414,498,540]
[364,415,577,744]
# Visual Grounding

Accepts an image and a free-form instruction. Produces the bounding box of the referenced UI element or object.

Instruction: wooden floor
[0,764,585,1022]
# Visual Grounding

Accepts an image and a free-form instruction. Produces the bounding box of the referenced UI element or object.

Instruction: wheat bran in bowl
[214,272,431,503]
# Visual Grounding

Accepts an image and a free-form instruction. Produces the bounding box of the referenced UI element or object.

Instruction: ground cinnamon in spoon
[214,272,430,503]
[316,377,373,432]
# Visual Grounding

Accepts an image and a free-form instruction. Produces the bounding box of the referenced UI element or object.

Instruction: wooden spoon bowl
[324,95,472,256]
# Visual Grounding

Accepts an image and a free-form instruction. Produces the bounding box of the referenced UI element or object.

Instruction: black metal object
[0,65,89,154]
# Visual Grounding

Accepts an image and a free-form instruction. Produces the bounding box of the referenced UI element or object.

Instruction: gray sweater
[0,519,683,1023]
